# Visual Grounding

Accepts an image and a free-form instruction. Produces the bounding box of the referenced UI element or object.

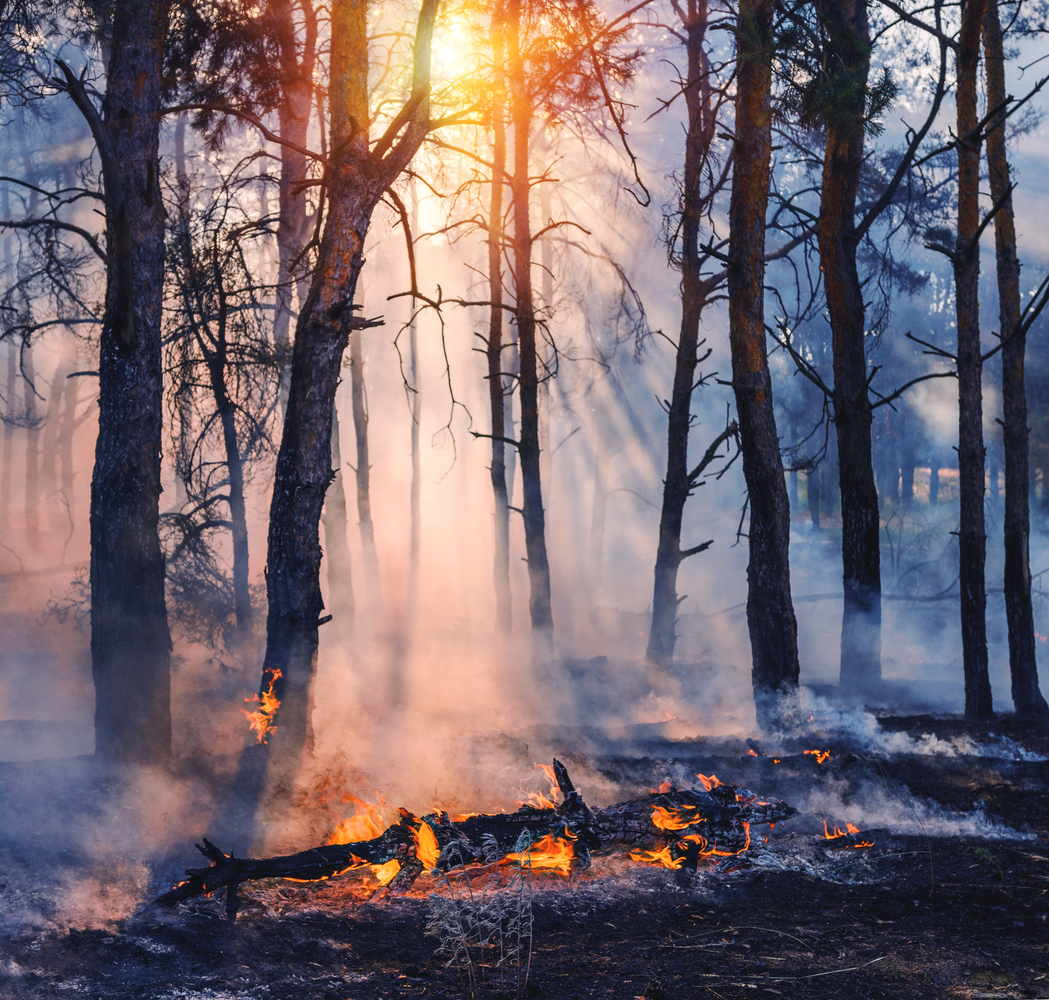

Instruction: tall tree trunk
[66,0,173,763]
[271,0,318,413]
[815,0,882,692]
[929,457,940,505]
[487,0,512,634]
[983,0,1048,718]
[204,321,252,635]
[39,351,72,536]
[647,0,715,669]
[807,465,821,530]
[1,187,13,540]
[22,343,39,550]
[955,0,993,719]
[322,407,355,629]
[1,344,13,540]
[59,365,79,531]
[728,0,800,724]
[349,326,382,610]
[507,0,553,652]
[406,182,421,625]
[259,0,436,775]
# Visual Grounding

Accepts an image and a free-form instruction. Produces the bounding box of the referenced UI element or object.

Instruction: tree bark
[647,0,716,668]
[348,325,382,610]
[807,465,821,530]
[259,0,436,775]
[955,0,993,719]
[322,407,355,629]
[507,0,553,652]
[271,0,318,413]
[22,343,39,550]
[728,0,800,724]
[487,0,512,634]
[983,0,1048,718]
[815,0,882,692]
[77,0,173,763]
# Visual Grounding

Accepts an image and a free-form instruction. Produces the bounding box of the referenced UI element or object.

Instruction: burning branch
[155,760,796,921]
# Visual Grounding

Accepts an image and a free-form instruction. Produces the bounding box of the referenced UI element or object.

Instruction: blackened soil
[1,714,1048,1000]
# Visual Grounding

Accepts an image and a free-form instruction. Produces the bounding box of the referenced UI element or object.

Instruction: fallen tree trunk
[156,760,796,919]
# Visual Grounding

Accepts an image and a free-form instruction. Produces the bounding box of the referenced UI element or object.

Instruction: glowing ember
[804,749,831,765]
[503,832,575,875]
[241,668,281,743]
[414,821,440,870]
[372,859,402,885]
[696,773,723,791]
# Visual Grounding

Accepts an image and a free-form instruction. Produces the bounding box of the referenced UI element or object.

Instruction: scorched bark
[815,0,882,692]
[727,0,800,721]
[63,1,174,763]
[259,0,437,770]
[953,0,993,719]
[982,0,1049,720]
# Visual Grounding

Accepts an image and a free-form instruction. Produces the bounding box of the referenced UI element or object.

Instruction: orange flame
[241,668,282,743]
[329,794,392,846]
[503,832,575,875]
[630,843,685,870]
[650,804,704,831]
[372,859,402,885]
[696,773,723,791]
[521,763,560,809]
[822,819,862,839]
[414,821,440,870]
[804,749,831,765]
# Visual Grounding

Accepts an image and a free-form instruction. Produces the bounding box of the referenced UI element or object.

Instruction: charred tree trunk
[507,0,553,651]
[202,307,252,635]
[929,457,940,505]
[22,344,39,550]
[406,184,421,625]
[983,0,1048,718]
[954,0,993,719]
[487,2,512,635]
[815,0,882,692]
[60,0,174,763]
[1,342,12,538]
[348,325,382,611]
[647,0,716,669]
[322,407,355,629]
[271,0,318,413]
[807,465,821,530]
[59,365,79,526]
[259,0,436,776]
[728,0,800,723]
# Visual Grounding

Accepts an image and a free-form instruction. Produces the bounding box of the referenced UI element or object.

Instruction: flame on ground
[632,823,750,869]
[241,668,282,743]
[804,749,832,765]
[503,832,575,875]
[696,773,723,791]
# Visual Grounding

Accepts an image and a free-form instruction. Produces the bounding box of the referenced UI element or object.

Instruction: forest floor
[0,712,1047,1000]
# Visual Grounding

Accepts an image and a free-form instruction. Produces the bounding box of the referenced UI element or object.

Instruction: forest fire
[154,760,795,917]
[241,668,282,743]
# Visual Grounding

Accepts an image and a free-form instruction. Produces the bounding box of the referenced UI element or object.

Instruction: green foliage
[778,3,898,139]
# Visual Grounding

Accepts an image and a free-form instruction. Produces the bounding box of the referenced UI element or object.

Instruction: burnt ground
[1,712,1048,1000]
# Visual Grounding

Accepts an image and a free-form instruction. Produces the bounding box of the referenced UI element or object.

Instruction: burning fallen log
[156,760,796,920]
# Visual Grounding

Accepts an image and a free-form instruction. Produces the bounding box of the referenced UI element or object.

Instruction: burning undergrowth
[1,711,1047,999]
